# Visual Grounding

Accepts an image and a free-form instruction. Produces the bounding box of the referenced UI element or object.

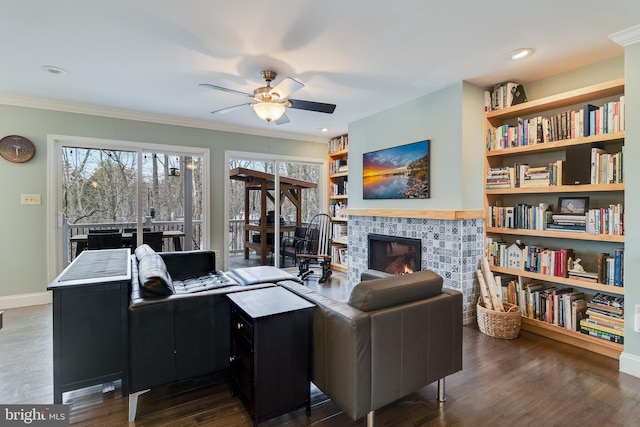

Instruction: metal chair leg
[437,378,446,405]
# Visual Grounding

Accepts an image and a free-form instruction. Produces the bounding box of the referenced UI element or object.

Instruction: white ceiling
[1,1,639,143]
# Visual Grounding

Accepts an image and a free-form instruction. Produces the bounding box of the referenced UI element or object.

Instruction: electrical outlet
[635,304,640,333]
[214,250,220,258]
[21,194,41,205]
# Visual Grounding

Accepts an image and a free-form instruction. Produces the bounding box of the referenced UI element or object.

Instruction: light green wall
[621,44,640,363]
[524,56,624,99]
[349,82,485,209]
[0,105,326,297]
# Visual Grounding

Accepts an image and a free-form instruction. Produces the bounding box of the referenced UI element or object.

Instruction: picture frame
[362,140,430,199]
[557,196,589,215]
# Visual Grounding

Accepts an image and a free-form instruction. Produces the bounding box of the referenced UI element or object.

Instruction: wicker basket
[476,298,522,339]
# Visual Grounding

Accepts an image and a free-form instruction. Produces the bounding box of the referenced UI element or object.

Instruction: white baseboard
[620,351,640,379]
[0,292,51,309]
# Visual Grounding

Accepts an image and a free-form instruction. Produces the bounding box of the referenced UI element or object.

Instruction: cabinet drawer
[231,308,254,344]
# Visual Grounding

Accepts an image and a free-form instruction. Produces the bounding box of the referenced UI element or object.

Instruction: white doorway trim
[224,150,327,270]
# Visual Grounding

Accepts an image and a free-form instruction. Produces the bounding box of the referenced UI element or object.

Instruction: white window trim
[47,134,210,279]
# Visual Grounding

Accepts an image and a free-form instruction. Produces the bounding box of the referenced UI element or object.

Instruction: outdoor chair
[280,226,307,267]
[131,231,163,252]
[296,214,333,282]
[86,232,124,250]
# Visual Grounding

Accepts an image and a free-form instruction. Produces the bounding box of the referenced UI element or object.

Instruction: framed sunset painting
[363,140,430,199]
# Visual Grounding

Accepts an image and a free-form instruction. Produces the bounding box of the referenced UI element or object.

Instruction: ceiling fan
[199,70,336,125]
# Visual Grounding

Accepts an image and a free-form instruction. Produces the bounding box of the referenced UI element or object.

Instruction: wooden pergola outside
[229,167,318,264]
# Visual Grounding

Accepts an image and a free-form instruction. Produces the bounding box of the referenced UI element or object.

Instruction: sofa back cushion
[348,270,442,312]
[137,246,174,297]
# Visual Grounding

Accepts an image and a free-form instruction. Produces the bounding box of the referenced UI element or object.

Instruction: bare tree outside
[228,158,321,261]
[62,147,205,257]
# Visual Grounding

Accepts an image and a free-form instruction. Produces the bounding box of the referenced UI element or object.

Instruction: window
[48,135,209,273]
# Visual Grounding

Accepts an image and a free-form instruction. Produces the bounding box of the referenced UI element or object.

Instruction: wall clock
[0,135,36,163]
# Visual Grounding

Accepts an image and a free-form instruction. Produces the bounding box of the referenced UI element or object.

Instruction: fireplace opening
[368,234,421,275]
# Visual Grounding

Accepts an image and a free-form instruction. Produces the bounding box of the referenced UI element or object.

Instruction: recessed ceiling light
[42,65,68,75]
[319,128,328,133]
[509,48,533,60]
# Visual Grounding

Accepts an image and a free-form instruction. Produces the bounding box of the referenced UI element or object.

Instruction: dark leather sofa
[126,245,462,426]
[127,246,298,421]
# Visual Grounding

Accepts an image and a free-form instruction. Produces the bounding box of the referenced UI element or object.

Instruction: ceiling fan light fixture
[253,102,286,122]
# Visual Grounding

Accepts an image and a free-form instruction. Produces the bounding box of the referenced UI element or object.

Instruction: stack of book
[580,293,624,344]
[329,159,348,174]
[485,166,513,189]
[332,223,348,242]
[547,214,586,232]
[567,269,598,282]
[522,166,550,187]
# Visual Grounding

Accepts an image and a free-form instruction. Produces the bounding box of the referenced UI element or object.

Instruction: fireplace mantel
[344,208,484,220]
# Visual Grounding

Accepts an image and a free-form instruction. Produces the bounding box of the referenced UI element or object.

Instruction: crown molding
[609,24,640,47]
[0,93,328,144]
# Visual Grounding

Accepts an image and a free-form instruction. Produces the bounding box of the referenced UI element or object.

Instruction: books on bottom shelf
[490,276,625,344]
[518,282,588,329]
[580,302,624,344]
[332,246,347,265]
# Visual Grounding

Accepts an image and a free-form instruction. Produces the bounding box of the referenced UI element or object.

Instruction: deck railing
[63,218,202,265]
[65,217,301,266]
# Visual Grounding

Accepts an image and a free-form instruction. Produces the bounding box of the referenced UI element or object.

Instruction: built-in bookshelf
[483,78,625,359]
[328,134,348,272]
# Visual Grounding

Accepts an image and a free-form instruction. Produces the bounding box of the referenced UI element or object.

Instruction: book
[580,319,623,337]
[614,248,624,287]
[590,147,606,184]
[563,291,584,330]
[583,104,599,137]
[572,299,588,331]
[580,325,624,344]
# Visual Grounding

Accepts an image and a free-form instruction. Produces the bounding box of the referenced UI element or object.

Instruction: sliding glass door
[50,135,208,272]
[227,153,322,269]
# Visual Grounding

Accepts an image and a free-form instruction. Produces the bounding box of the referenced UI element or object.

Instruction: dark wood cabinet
[227,286,314,426]
[47,248,130,403]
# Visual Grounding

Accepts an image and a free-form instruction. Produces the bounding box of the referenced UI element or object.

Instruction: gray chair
[279,269,463,427]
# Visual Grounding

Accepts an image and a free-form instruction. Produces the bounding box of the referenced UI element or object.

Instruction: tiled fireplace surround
[347,213,485,324]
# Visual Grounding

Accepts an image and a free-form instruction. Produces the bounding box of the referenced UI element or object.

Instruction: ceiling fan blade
[211,103,251,114]
[288,99,336,114]
[275,112,290,125]
[270,77,304,99]
[199,83,252,97]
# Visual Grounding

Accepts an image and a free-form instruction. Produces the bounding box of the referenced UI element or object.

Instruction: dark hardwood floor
[2,269,640,426]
